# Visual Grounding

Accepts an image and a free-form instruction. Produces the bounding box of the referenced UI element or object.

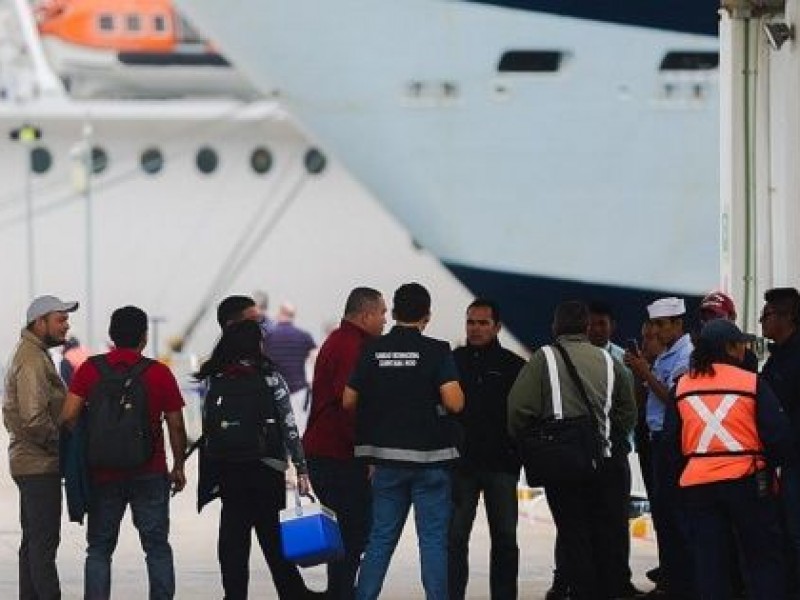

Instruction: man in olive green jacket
[508,301,635,600]
[3,295,79,600]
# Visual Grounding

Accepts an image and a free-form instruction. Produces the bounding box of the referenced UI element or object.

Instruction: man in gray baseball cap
[3,294,79,599]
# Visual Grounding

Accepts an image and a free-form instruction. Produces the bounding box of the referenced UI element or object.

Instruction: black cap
[699,319,755,346]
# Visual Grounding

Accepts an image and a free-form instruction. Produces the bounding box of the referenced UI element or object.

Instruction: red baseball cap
[699,291,736,320]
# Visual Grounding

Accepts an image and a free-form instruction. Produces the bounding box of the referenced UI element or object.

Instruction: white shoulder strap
[541,346,563,420]
[601,350,614,457]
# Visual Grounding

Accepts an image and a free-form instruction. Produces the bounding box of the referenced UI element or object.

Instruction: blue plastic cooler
[279,499,345,567]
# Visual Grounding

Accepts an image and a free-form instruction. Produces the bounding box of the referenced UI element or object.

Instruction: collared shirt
[69,348,185,484]
[646,332,693,432]
[605,341,626,364]
[304,319,372,459]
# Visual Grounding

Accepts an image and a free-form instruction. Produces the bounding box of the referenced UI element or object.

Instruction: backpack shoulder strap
[128,357,155,379]
[90,354,114,378]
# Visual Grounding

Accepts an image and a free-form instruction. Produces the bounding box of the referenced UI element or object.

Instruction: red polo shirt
[303,319,372,459]
[69,348,185,484]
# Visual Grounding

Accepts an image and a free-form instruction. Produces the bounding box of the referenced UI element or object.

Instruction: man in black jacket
[759,286,800,589]
[448,299,525,600]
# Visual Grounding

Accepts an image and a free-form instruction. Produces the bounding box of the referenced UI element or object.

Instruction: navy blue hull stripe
[464,1,720,37]
[444,261,703,350]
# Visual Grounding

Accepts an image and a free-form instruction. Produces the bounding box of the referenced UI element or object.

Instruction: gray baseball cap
[26,295,79,324]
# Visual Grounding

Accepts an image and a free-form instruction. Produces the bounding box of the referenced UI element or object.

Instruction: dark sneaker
[612,583,647,599]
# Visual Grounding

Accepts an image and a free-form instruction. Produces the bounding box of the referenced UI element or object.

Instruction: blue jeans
[356,465,451,600]
[85,474,174,600]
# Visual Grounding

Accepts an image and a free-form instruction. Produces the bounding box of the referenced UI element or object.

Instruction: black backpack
[202,369,283,462]
[86,355,155,469]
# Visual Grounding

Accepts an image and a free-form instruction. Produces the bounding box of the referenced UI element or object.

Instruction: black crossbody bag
[519,343,604,487]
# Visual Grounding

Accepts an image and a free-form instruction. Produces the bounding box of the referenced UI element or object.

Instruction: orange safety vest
[675,363,764,487]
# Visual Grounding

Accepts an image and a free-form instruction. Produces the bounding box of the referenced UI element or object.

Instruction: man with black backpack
[61,305,187,600]
[508,301,636,600]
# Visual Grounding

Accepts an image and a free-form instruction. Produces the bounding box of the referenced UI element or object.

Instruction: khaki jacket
[3,329,65,476]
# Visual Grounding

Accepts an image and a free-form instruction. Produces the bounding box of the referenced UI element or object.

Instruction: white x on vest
[685,394,744,453]
[541,345,614,456]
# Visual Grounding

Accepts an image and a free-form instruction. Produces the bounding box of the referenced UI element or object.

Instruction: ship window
[98,14,114,32]
[304,148,326,175]
[140,148,164,175]
[91,146,108,174]
[30,147,52,175]
[659,52,719,71]
[126,14,142,33]
[250,147,273,174]
[153,15,168,33]
[196,147,218,174]
[498,51,563,73]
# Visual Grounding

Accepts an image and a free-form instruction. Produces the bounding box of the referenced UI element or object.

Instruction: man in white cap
[3,294,78,600]
[625,296,694,599]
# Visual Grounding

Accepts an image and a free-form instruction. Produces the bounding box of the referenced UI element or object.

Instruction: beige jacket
[3,329,65,476]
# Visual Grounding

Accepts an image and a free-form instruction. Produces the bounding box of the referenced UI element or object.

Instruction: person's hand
[297,473,312,496]
[169,464,186,495]
[624,351,650,381]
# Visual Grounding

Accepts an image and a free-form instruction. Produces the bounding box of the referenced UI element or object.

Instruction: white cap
[26,295,79,324]
[647,297,686,319]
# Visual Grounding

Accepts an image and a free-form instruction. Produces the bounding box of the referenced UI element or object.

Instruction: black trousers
[308,457,371,600]
[448,468,519,600]
[14,473,62,600]
[649,435,696,599]
[549,458,632,599]
[217,462,309,600]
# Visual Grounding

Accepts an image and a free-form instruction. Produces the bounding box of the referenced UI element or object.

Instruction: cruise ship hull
[176,0,721,344]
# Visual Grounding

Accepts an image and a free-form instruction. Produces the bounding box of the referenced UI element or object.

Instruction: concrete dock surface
[0,429,657,598]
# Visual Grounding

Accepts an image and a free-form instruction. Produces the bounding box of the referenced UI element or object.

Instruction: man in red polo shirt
[303,287,387,600]
[61,305,187,600]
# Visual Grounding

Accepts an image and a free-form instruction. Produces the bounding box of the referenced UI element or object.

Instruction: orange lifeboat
[33,0,258,99]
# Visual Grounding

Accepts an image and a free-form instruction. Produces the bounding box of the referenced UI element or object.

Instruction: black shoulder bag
[519,343,604,487]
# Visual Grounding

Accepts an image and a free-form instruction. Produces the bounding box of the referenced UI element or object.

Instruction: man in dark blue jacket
[448,299,525,600]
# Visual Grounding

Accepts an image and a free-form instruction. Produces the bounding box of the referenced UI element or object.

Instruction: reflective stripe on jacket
[675,363,763,487]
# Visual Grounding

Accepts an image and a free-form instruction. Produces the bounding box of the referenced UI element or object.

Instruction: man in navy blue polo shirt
[343,282,464,600]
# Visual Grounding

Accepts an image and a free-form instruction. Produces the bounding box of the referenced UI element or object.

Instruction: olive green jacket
[3,329,65,476]
[508,334,636,455]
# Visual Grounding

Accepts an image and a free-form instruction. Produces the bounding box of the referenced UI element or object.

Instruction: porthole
[250,147,273,174]
[30,147,52,175]
[196,146,218,174]
[91,146,108,174]
[140,148,164,175]
[304,148,326,175]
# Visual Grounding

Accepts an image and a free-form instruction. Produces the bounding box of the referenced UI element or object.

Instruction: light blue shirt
[605,341,626,364]
[646,333,693,432]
